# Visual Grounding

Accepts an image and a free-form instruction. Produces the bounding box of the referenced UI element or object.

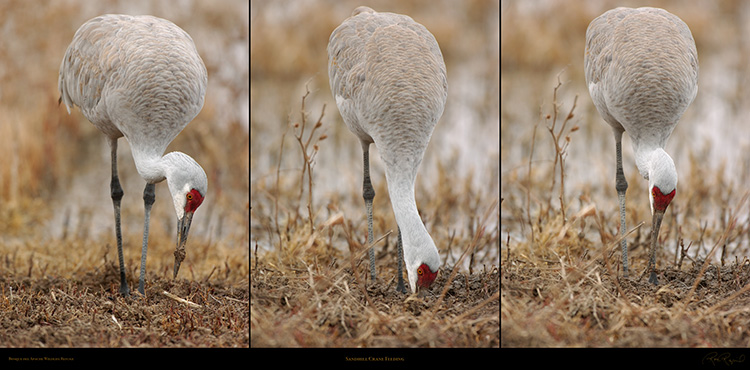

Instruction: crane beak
[173,210,195,278]
[648,210,665,285]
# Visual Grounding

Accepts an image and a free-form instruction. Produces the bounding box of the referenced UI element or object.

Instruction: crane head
[651,185,675,213]
[404,237,441,293]
[166,152,208,278]
[173,187,205,278]
[416,263,439,290]
[646,148,677,215]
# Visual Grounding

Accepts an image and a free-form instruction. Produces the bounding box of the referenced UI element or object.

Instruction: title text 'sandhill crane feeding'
[585,7,698,284]
[328,6,446,293]
[59,14,208,296]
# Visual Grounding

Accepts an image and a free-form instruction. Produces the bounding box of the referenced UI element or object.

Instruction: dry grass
[0,222,249,348]
[0,267,247,347]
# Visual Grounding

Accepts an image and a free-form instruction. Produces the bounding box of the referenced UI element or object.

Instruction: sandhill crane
[328,7,446,293]
[59,14,208,296]
[585,7,698,284]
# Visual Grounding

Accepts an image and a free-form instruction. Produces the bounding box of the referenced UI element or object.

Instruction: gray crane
[585,7,698,284]
[328,7,446,293]
[59,14,208,297]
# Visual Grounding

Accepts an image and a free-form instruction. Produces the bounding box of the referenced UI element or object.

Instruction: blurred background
[251,0,500,256]
[0,0,248,276]
[502,1,750,251]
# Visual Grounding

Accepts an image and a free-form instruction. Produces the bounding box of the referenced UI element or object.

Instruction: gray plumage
[585,7,698,284]
[59,14,208,296]
[328,6,446,293]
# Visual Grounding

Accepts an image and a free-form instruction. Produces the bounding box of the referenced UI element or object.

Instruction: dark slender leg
[614,130,629,278]
[138,183,156,295]
[362,142,376,281]
[109,138,128,296]
[396,227,407,293]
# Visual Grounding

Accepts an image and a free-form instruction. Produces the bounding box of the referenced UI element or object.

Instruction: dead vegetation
[0,267,248,347]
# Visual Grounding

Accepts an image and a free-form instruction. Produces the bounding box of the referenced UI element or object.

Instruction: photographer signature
[702,352,746,366]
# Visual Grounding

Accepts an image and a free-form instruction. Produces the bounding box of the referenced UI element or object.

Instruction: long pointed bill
[648,210,665,285]
[174,211,195,278]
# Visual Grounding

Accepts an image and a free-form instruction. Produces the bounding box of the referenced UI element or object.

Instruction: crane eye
[187,193,193,200]
[418,267,423,276]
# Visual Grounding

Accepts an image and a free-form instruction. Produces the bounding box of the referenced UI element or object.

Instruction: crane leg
[614,131,629,278]
[109,139,129,296]
[138,183,156,296]
[362,142,376,282]
[396,227,407,293]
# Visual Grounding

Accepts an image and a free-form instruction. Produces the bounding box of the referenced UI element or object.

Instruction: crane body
[59,14,208,296]
[328,7,446,293]
[585,7,698,284]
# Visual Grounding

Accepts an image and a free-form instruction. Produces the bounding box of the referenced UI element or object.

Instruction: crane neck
[634,147,676,183]
[130,149,207,219]
[385,166,425,245]
[131,148,170,184]
[131,149,202,186]
[384,164,441,291]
